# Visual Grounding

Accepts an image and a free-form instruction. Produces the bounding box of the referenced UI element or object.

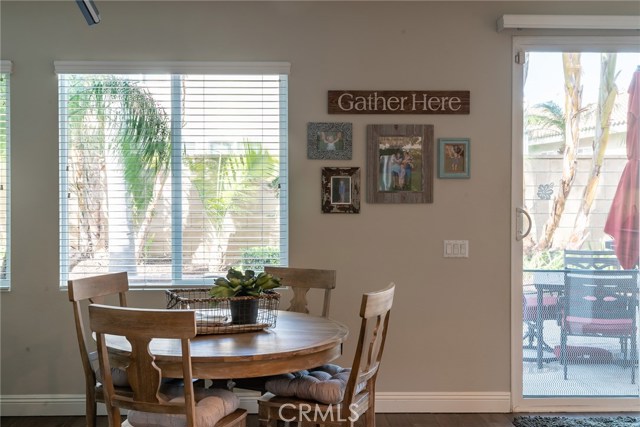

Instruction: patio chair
[67,272,130,427]
[564,249,622,270]
[560,270,638,384]
[89,304,247,427]
[226,267,337,393]
[258,283,395,427]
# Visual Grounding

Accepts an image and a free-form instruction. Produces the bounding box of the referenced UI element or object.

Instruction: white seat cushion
[126,387,240,427]
[265,364,363,405]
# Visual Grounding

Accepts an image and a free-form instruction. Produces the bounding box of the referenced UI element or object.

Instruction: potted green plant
[210,268,281,324]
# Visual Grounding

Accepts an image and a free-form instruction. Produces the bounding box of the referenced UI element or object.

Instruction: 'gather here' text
[328,90,470,115]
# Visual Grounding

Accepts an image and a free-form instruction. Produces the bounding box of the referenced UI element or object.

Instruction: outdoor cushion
[265,364,364,405]
[553,345,613,364]
[126,387,240,427]
[523,295,559,321]
[564,316,633,335]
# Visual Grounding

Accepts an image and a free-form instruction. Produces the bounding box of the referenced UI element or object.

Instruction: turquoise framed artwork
[438,138,470,179]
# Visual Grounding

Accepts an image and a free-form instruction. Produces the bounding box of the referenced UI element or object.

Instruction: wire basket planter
[165,288,280,335]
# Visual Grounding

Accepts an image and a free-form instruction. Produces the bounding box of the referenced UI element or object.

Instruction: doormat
[513,416,640,427]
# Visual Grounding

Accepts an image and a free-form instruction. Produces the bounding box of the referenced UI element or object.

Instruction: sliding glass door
[512,36,640,410]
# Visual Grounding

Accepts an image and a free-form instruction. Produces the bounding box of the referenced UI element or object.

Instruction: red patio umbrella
[604,67,640,270]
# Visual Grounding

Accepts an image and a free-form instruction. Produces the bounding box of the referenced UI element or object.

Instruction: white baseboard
[375,392,511,413]
[0,392,512,416]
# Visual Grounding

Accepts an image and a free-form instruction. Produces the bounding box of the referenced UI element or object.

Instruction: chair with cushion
[89,304,247,427]
[68,272,130,427]
[560,270,638,384]
[226,267,337,393]
[258,283,395,427]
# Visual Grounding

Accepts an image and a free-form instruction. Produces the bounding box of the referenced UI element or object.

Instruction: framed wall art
[307,122,353,160]
[321,167,360,213]
[366,124,434,203]
[438,138,470,179]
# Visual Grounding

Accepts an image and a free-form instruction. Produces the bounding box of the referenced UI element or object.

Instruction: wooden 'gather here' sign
[328,90,470,115]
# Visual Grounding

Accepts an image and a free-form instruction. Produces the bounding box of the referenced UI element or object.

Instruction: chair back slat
[68,271,129,302]
[565,270,638,320]
[343,283,395,412]
[264,267,336,317]
[564,250,621,270]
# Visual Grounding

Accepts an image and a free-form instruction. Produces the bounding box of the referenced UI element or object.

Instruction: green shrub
[241,246,280,272]
[523,250,564,270]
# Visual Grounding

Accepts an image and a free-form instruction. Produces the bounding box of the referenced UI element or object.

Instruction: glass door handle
[516,207,532,241]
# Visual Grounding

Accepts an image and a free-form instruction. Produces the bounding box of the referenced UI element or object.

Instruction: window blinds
[0,61,11,290]
[56,62,289,287]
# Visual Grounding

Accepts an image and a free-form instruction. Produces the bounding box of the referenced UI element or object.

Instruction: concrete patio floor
[522,321,639,397]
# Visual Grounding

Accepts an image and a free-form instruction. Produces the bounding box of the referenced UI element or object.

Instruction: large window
[0,61,11,290]
[57,62,289,287]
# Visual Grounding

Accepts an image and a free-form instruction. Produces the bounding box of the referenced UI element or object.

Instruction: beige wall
[1,0,638,412]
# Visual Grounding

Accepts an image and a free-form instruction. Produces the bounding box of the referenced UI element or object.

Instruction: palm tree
[66,76,171,272]
[537,53,583,251]
[186,142,279,271]
[568,53,618,248]
[525,101,565,151]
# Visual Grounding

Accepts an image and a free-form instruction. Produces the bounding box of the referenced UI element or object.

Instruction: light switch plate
[444,240,469,258]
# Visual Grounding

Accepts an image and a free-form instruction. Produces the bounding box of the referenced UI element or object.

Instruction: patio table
[524,269,565,369]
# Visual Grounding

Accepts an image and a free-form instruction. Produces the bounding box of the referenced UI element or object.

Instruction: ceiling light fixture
[76,0,100,26]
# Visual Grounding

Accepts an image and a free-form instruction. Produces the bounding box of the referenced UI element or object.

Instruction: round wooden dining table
[105,311,349,379]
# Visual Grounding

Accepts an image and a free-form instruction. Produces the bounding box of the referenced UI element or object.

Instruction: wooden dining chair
[226,267,337,393]
[89,304,247,427]
[67,272,130,427]
[258,283,395,427]
[265,266,337,317]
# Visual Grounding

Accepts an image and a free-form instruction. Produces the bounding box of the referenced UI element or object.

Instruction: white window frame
[56,61,290,288]
[0,60,12,291]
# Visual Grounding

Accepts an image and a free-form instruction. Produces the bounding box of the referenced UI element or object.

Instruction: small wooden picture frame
[307,122,353,160]
[366,124,434,203]
[438,138,470,179]
[321,167,360,213]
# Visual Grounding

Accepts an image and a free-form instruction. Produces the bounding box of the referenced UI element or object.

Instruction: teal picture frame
[438,138,470,179]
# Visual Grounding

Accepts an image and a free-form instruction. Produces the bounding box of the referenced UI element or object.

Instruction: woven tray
[165,288,280,335]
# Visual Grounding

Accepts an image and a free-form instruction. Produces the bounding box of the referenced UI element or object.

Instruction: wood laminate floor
[3,413,638,427]
[3,414,508,427]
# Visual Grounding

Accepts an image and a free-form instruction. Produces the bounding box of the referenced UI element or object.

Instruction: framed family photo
[307,122,353,160]
[321,167,360,213]
[366,124,434,204]
[438,138,470,178]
